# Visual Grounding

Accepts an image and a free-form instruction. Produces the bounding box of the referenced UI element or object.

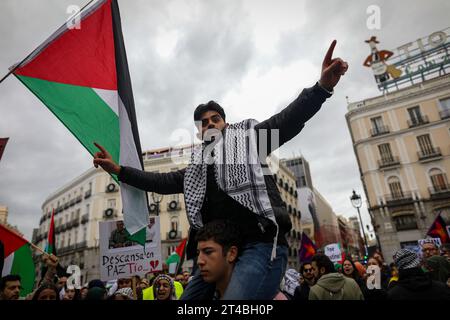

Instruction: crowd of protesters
[0,252,192,301]
[1,221,449,301]
[280,240,450,301]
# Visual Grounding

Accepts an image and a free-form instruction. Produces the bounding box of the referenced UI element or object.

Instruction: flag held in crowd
[0,224,35,296]
[427,213,449,244]
[298,232,317,263]
[10,0,148,245]
[166,238,187,274]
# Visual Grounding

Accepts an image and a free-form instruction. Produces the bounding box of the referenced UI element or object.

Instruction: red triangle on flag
[0,224,29,258]
[14,0,117,90]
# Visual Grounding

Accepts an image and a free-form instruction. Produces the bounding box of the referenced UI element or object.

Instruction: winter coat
[118,83,331,259]
[309,273,364,300]
[387,268,450,300]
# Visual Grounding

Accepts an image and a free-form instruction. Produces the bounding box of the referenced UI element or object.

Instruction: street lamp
[350,190,369,257]
[151,192,164,216]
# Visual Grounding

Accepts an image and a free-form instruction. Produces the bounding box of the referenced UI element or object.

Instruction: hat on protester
[393,249,421,270]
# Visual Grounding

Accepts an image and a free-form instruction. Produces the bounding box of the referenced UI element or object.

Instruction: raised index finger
[94,142,107,154]
[323,40,337,65]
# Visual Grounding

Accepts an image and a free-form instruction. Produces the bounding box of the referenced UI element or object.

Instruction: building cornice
[346,74,450,119]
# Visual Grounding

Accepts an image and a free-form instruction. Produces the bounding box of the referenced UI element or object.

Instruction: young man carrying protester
[195,220,242,300]
[93,40,348,299]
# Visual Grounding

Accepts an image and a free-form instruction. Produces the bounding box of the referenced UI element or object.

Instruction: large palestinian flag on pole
[11,0,148,243]
[0,224,35,296]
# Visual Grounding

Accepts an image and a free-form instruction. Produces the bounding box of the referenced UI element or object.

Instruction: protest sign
[99,217,162,281]
[324,243,342,263]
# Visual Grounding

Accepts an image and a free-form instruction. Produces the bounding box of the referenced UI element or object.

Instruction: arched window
[387,176,403,199]
[429,168,448,191]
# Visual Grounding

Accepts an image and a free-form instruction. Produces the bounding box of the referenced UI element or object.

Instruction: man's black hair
[193,101,226,122]
[195,220,242,256]
[311,253,336,274]
[0,275,21,292]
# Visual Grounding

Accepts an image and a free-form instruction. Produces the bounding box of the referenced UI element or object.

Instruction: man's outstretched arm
[255,40,348,154]
[93,142,184,194]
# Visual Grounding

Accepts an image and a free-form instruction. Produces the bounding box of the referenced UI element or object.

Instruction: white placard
[324,243,342,263]
[99,217,162,281]
[418,237,442,248]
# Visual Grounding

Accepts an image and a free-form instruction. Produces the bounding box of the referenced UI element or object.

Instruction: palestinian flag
[166,238,187,274]
[298,232,317,263]
[0,224,35,296]
[427,213,449,243]
[11,0,148,244]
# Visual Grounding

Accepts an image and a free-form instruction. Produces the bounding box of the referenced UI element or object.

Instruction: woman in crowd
[32,283,60,300]
[341,258,365,291]
[152,274,177,300]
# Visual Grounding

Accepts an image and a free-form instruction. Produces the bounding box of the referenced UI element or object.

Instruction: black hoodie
[387,268,450,300]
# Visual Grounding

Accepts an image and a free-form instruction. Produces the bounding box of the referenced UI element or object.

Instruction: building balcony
[439,109,450,120]
[76,195,82,203]
[429,185,450,200]
[395,221,418,231]
[370,125,390,137]
[166,231,182,240]
[417,147,442,162]
[76,241,87,249]
[84,190,92,199]
[81,214,89,224]
[377,156,400,169]
[72,219,80,228]
[407,115,429,128]
[385,192,414,206]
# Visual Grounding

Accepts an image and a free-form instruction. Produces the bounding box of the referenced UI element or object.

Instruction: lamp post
[151,192,163,216]
[350,190,369,257]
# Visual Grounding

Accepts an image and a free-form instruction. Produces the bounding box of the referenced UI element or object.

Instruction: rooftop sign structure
[363,28,450,92]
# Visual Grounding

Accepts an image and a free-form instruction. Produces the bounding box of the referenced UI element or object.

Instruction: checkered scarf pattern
[184,119,277,237]
[394,249,421,270]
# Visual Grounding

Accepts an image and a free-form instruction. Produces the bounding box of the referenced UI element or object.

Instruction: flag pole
[0,0,96,85]
[29,241,46,256]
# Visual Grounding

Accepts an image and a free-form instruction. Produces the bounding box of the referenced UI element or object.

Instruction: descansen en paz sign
[99,218,162,281]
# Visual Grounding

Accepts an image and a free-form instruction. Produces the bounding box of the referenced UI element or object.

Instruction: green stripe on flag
[15,75,120,180]
[10,244,35,297]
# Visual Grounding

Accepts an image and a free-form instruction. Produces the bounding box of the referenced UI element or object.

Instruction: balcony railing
[84,190,92,199]
[439,109,450,120]
[429,184,450,199]
[81,214,89,224]
[395,221,418,231]
[417,147,442,161]
[378,156,400,169]
[370,125,390,137]
[76,241,87,249]
[166,231,182,240]
[385,192,414,206]
[407,115,429,128]
[76,195,82,203]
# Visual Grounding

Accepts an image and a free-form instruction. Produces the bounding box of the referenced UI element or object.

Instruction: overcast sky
[0,0,449,240]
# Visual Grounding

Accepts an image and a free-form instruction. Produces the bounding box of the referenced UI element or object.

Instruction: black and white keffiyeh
[184,119,279,258]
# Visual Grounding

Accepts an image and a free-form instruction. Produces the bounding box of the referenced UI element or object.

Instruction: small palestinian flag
[0,224,35,296]
[166,238,187,274]
[11,0,148,244]
[427,213,449,244]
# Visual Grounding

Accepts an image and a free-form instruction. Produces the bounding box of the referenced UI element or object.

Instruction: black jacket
[387,268,450,300]
[118,83,331,259]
